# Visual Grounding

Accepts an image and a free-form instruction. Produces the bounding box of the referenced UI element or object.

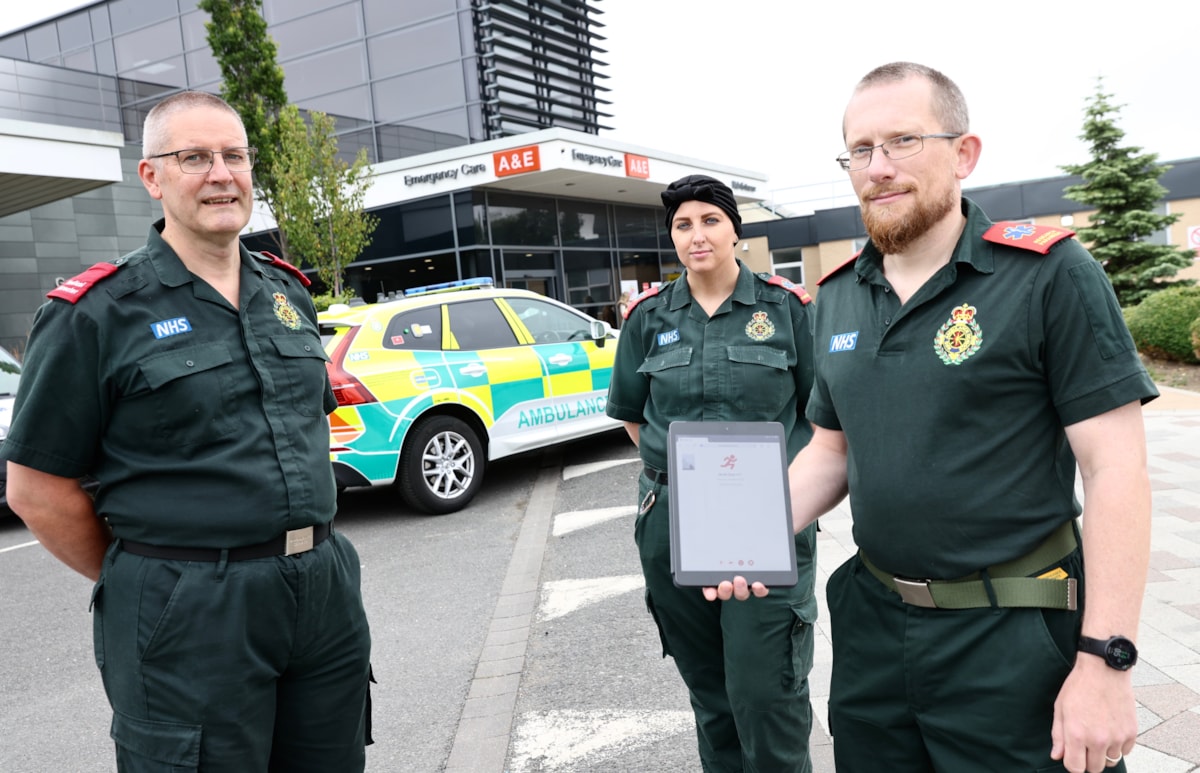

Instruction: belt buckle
[284,526,315,556]
[894,578,938,608]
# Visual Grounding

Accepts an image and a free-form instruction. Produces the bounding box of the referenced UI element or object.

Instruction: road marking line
[552,505,635,536]
[0,540,39,554]
[509,709,693,771]
[539,575,643,621]
[561,457,639,481]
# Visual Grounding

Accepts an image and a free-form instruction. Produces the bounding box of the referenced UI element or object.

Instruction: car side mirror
[589,319,613,348]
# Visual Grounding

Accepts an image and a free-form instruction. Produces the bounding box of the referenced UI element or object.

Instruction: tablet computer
[667,421,798,588]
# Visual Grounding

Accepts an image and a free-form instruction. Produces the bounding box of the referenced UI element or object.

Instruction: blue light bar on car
[402,277,495,297]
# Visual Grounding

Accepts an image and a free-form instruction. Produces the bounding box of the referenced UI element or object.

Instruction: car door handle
[548,353,572,367]
[459,363,488,377]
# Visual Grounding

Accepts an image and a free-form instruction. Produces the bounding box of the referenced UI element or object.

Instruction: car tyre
[397,415,485,514]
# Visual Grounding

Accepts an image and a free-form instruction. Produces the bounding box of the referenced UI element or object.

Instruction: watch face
[1105,638,1137,670]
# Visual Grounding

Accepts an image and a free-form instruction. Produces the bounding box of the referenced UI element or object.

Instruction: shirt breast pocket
[727,345,792,418]
[637,346,693,415]
[135,342,237,448]
[271,334,331,417]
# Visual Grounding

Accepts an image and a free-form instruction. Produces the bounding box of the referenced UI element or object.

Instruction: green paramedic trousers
[92,533,372,772]
[635,471,819,773]
[826,550,1125,773]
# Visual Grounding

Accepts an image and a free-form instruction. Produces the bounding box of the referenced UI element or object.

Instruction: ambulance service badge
[273,292,302,330]
[934,303,982,365]
[745,311,775,341]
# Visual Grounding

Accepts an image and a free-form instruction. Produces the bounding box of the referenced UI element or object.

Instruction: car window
[0,347,20,396]
[383,308,444,351]
[506,298,592,344]
[447,299,519,350]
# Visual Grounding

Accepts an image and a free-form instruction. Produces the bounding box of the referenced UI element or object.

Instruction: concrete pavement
[809,384,1200,773]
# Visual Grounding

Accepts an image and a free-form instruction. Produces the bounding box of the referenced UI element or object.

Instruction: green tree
[198,0,288,234]
[1061,79,1194,306]
[273,106,378,295]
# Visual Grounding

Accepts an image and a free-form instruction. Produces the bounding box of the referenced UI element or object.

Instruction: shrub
[310,290,357,313]
[1125,286,1200,363]
[1192,315,1200,361]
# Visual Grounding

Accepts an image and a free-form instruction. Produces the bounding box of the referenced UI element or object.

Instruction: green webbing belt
[860,520,1079,611]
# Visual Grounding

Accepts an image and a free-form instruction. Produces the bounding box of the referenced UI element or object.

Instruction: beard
[860,182,957,255]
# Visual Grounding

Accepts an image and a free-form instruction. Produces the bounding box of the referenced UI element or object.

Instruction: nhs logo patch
[657,329,680,346]
[828,331,858,353]
[151,317,192,339]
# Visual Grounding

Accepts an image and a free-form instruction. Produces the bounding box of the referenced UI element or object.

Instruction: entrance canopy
[0,118,124,218]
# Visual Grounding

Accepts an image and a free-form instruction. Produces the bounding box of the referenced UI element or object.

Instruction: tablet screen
[667,421,797,587]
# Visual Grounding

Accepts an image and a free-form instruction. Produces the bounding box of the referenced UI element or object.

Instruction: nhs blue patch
[657,329,680,346]
[151,317,192,339]
[828,331,858,352]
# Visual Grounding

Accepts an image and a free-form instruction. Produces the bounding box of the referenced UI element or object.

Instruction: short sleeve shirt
[806,199,1158,578]
[1,223,336,546]
[606,260,815,470]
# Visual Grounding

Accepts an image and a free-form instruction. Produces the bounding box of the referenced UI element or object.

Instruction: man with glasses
[2,91,373,771]
[712,62,1155,773]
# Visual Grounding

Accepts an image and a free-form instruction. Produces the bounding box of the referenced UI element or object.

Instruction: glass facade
[0,0,611,162]
[246,189,674,324]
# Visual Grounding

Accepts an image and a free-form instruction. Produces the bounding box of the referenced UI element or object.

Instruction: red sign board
[494,145,541,177]
[625,153,650,179]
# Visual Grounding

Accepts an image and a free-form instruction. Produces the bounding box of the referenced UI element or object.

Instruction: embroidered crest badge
[273,292,302,330]
[933,303,982,365]
[745,311,775,342]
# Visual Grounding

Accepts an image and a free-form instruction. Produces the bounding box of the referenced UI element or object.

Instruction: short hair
[142,91,245,157]
[853,62,969,135]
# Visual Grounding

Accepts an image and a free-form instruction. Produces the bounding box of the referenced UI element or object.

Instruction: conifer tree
[1061,79,1194,306]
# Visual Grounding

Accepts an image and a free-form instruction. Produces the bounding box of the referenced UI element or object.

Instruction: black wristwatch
[1078,635,1138,671]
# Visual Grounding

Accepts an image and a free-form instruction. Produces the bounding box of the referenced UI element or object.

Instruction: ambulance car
[319,278,620,514]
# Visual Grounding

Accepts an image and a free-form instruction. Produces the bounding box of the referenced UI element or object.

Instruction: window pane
[447,299,518,350]
[273,5,361,61]
[506,298,592,345]
[108,0,180,35]
[180,10,210,50]
[487,192,556,247]
[114,20,183,73]
[0,35,29,59]
[366,17,459,80]
[383,308,443,351]
[375,110,469,161]
[559,199,610,247]
[57,13,93,51]
[263,0,350,25]
[25,26,60,62]
[614,205,665,250]
[371,62,465,123]
[284,44,368,102]
[363,0,457,32]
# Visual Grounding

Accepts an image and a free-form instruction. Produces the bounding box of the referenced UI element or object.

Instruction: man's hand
[701,575,770,601]
[1050,656,1138,772]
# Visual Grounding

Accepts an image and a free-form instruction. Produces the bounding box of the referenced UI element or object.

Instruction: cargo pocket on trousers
[787,596,818,691]
[644,590,673,659]
[110,710,201,771]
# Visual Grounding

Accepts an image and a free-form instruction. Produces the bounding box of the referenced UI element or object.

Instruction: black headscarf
[660,174,743,239]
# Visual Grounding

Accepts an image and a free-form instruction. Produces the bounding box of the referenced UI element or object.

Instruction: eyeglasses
[147,147,257,174]
[836,133,961,172]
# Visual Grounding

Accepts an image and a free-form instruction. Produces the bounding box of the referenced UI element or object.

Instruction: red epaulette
[262,250,312,287]
[817,250,861,287]
[622,285,662,320]
[46,263,120,304]
[982,222,1075,255]
[764,274,812,305]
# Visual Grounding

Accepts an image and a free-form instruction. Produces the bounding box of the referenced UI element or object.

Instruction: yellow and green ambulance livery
[319,278,619,514]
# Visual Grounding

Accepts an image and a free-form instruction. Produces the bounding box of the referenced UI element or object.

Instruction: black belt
[121,523,332,562]
[643,465,668,485]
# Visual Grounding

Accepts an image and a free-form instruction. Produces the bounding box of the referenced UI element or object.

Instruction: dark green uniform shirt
[807,199,1158,578]
[606,260,815,469]
[1,223,336,546]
